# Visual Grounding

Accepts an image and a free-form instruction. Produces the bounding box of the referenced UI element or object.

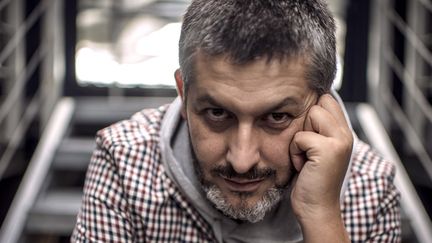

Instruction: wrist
[293,199,341,223]
[290,181,344,224]
[294,204,350,243]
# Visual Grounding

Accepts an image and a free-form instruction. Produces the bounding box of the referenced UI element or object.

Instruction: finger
[303,105,346,138]
[289,131,324,168]
[317,94,349,128]
[289,131,306,172]
[290,146,306,172]
[289,173,299,197]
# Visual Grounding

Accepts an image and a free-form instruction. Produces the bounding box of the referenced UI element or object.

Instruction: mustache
[211,164,276,180]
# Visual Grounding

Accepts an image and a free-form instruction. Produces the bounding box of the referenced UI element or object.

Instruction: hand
[289,94,353,242]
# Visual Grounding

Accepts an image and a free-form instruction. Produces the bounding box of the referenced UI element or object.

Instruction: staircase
[0,96,173,243]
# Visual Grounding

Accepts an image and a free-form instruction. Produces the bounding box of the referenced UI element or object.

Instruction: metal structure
[0,96,173,243]
[0,0,65,241]
[368,0,432,242]
[0,0,65,233]
[0,0,64,180]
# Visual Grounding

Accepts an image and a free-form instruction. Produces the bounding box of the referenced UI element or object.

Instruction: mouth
[221,176,266,192]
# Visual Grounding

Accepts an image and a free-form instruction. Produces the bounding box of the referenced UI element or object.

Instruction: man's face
[176,54,317,222]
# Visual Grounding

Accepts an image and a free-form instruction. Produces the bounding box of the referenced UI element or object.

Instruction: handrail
[386,7,432,68]
[357,104,432,243]
[0,66,10,78]
[380,84,432,186]
[0,0,12,12]
[0,0,50,127]
[0,0,50,65]
[418,0,432,13]
[0,98,75,243]
[384,48,432,124]
[0,44,48,125]
[0,90,41,179]
[367,1,432,242]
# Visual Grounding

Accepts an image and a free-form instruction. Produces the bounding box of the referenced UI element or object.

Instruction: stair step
[53,138,95,170]
[73,97,174,125]
[26,189,82,234]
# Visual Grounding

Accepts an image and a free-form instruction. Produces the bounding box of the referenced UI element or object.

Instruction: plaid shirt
[71,104,401,242]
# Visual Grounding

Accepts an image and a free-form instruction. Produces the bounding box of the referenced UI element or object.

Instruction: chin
[203,184,285,223]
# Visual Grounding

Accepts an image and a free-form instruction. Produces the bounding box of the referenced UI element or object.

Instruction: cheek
[261,135,290,168]
[187,116,227,169]
[261,118,305,169]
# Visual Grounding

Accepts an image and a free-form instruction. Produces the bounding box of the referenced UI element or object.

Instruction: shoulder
[345,140,397,205]
[93,104,173,202]
[343,140,401,241]
[95,104,169,150]
[91,103,215,241]
[350,140,396,181]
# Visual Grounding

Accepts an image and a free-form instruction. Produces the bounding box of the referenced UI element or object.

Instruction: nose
[226,123,260,174]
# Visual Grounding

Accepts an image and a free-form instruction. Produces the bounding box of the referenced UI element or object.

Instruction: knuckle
[308,105,320,114]
[292,131,302,141]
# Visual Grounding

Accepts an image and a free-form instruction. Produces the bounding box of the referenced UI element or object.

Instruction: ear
[174,69,187,119]
[174,69,184,100]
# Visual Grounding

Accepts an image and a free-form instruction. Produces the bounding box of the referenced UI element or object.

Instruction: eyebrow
[270,97,300,111]
[196,94,225,108]
[195,94,301,113]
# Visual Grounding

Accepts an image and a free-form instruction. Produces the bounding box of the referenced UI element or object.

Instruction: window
[75,0,190,89]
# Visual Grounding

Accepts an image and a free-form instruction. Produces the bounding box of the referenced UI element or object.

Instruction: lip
[221,177,265,192]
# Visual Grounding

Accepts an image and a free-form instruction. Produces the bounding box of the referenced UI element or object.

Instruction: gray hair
[178,0,336,95]
[204,185,284,223]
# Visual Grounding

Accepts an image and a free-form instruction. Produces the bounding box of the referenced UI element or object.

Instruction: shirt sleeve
[343,141,402,243]
[71,140,135,242]
[365,170,401,242]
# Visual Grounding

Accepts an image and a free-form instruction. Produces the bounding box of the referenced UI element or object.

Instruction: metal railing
[0,98,75,243]
[0,0,64,179]
[368,0,432,242]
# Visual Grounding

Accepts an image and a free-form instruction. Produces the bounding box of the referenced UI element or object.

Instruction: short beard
[188,131,290,223]
[203,184,284,223]
[194,159,288,223]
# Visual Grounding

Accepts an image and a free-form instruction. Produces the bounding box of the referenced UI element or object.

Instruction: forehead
[194,53,308,84]
[188,53,315,114]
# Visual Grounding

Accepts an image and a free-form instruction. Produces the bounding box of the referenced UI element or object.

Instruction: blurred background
[0,0,431,242]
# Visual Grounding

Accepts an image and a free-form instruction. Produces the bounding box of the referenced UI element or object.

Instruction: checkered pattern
[71,105,401,242]
[341,141,401,242]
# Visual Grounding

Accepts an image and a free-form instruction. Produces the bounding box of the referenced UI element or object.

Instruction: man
[72,0,401,242]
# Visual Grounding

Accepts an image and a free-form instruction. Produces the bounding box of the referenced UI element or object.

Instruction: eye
[264,112,292,125]
[205,108,231,121]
